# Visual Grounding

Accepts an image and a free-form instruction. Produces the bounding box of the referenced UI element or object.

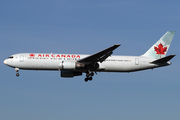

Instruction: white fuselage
[3,31,175,80]
[4,53,170,73]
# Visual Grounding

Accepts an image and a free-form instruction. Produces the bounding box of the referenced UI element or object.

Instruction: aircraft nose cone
[4,59,7,65]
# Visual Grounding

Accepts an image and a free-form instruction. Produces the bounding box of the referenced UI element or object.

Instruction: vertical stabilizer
[142,31,175,59]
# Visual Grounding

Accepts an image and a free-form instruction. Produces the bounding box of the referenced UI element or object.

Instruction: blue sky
[1,0,180,120]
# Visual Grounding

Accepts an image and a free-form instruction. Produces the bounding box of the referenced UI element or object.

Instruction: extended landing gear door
[20,55,24,62]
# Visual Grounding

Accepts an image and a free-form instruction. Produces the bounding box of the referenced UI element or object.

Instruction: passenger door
[135,58,139,65]
[20,55,24,62]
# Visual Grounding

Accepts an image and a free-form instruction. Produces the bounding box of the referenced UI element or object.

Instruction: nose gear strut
[15,68,19,77]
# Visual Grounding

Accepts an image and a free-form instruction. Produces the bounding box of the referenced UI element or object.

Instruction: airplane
[4,31,176,82]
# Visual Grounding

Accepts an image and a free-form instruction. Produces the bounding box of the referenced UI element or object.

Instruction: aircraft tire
[16,73,19,77]
[90,72,94,76]
[85,78,88,82]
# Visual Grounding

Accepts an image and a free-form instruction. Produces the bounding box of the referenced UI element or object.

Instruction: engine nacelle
[59,61,85,70]
[61,71,82,78]
[60,61,75,70]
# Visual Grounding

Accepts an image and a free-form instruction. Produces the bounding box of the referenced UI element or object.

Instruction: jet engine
[59,61,85,70]
[61,71,82,77]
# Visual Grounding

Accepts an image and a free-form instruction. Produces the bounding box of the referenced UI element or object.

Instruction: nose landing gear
[16,72,19,77]
[84,71,95,82]
[15,68,19,77]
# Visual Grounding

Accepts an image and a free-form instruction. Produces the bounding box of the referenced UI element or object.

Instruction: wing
[78,44,120,65]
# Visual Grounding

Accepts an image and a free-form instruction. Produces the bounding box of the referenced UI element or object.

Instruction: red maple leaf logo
[154,43,167,55]
[29,54,35,57]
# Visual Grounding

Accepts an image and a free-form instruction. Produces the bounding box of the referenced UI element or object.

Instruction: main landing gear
[15,68,19,77]
[84,71,95,82]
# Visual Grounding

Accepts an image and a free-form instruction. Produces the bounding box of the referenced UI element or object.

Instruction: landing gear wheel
[90,72,94,76]
[16,73,19,77]
[84,78,88,82]
[85,71,95,82]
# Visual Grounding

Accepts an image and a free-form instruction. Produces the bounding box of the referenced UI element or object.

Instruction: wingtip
[171,54,176,57]
[114,44,121,46]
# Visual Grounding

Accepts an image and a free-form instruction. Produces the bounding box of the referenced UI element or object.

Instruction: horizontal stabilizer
[151,55,176,64]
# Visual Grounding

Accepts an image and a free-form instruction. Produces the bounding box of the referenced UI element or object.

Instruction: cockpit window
[8,56,13,59]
